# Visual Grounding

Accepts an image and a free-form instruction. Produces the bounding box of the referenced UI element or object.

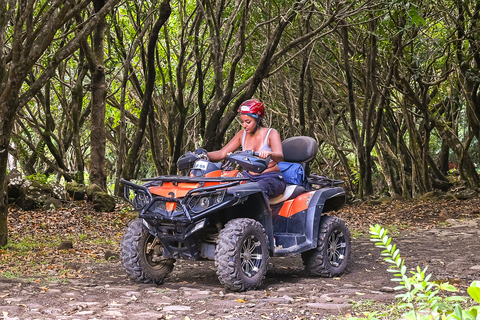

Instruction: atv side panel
[272,186,345,256]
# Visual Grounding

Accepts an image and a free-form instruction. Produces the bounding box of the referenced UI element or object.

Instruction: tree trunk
[89,0,107,190]
[0,102,17,246]
[122,0,171,180]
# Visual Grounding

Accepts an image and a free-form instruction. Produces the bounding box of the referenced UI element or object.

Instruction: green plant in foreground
[356,224,480,320]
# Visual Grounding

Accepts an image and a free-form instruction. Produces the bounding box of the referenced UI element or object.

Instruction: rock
[58,241,73,250]
[51,183,67,200]
[17,180,53,210]
[65,262,80,270]
[452,188,478,200]
[44,197,63,211]
[92,192,116,212]
[6,169,23,200]
[86,184,103,201]
[66,181,87,200]
[305,302,350,310]
[105,250,118,260]
[439,210,450,222]
[162,305,191,311]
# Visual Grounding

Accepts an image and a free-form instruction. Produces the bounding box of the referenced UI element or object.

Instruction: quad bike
[120,136,351,292]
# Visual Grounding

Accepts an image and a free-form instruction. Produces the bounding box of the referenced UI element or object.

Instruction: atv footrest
[273,233,312,256]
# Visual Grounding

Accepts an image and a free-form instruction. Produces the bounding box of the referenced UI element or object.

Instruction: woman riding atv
[199,99,286,200]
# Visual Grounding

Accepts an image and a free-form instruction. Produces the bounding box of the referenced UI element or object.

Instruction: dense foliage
[1,0,479,245]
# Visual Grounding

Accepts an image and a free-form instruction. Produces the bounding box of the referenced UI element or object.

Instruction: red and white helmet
[238,99,265,119]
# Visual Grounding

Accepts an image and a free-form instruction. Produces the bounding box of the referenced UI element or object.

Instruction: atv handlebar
[225,150,269,173]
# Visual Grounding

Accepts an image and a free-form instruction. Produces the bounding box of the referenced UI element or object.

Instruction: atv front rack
[141,175,248,187]
[120,177,248,222]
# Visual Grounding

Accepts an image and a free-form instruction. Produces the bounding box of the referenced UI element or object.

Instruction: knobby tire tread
[215,218,269,292]
[302,215,351,277]
[120,218,174,285]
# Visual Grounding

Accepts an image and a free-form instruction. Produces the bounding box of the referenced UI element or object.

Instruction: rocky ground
[1,198,480,320]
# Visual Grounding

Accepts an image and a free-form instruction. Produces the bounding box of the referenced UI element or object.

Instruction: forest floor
[0,197,480,319]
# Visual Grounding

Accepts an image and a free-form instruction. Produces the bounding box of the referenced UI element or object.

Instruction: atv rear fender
[272,186,345,256]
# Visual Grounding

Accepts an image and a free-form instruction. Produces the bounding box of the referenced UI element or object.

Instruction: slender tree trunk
[340,23,365,198]
[123,0,171,180]
[72,59,88,185]
[0,102,17,246]
[89,0,107,190]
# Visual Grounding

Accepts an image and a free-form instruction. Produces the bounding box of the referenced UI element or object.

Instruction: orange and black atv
[120,136,351,292]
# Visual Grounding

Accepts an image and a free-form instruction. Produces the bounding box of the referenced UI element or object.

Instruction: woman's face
[240,114,258,133]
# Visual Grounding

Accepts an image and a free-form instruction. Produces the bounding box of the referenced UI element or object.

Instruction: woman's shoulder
[266,127,280,136]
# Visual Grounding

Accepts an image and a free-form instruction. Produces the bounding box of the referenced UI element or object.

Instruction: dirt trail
[1,217,479,320]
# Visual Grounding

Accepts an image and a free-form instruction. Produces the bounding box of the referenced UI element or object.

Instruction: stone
[17,180,53,210]
[66,181,87,200]
[305,302,351,310]
[452,188,478,200]
[86,184,103,201]
[92,191,116,212]
[58,240,73,250]
[162,305,191,311]
[6,169,23,200]
[44,197,63,210]
[51,183,67,200]
[105,250,118,260]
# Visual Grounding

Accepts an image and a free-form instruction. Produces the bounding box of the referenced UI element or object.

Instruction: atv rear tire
[121,218,175,284]
[215,218,269,291]
[302,215,351,277]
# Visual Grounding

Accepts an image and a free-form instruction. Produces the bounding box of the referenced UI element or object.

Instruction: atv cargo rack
[308,174,344,187]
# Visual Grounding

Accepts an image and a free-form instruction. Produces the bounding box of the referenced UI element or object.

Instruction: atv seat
[282,136,318,163]
[270,184,306,205]
[270,136,318,205]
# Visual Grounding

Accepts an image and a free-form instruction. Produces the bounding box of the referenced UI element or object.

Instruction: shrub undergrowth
[348,224,480,320]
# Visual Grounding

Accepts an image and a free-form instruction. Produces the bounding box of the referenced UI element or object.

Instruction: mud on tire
[120,218,175,284]
[302,215,351,277]
[215,218,269,292]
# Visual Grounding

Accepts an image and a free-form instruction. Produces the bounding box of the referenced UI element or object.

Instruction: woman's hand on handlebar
[257,150,271,159]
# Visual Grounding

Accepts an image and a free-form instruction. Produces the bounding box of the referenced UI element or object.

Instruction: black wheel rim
[327,229,347,267]
[240,234,263,277]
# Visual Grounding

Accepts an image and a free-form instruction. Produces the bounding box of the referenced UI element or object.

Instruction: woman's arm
[258,128,283,162]
[207,130,243,161]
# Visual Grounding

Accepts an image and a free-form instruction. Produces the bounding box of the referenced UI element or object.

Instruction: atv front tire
[121,218,175,284]
[302,215,351,277]
[215,218,269,291]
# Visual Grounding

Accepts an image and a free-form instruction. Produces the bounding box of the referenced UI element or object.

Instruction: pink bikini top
[242,128,273,152]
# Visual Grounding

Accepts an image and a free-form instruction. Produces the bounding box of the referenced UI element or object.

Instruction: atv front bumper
[120,177,260,259]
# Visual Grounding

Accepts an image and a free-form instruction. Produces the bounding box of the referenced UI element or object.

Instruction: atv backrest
[282,136,318,163]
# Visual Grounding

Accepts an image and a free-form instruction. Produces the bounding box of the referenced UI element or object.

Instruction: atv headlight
[187,190,227,214]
